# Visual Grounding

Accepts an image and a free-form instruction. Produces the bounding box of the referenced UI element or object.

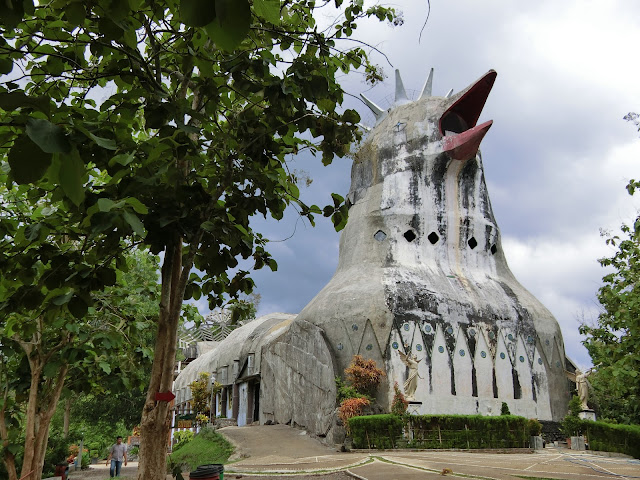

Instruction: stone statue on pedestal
[398,351,420,400]
[566,368,593,410]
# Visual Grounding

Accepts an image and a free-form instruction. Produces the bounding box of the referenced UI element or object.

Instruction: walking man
[106,436,128,477]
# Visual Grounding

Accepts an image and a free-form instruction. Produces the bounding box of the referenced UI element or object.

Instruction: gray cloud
[195,1,640,371]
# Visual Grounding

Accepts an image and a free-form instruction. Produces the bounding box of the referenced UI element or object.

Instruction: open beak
[440,70,496,161]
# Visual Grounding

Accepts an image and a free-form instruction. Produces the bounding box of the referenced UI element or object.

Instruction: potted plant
[528,418,544,449]
[562,396,584,450]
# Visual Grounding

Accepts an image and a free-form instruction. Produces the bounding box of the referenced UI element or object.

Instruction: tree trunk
[63,398,71,437]
[0,386,19,480]
[19,365,68,480]
[138,236,190,480]
[19,359,43,480]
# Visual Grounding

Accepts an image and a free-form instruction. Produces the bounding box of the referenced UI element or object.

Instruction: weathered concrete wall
[294,69,569,421]
[260,319,338,439]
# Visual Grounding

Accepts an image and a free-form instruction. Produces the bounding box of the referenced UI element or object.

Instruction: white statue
[565,368,593,410]
[398,351,421,400]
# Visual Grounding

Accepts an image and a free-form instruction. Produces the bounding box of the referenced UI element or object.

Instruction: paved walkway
[219,424,640,480]
[64,425,640,479]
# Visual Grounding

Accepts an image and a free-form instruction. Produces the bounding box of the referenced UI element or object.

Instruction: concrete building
[173,68,570,444]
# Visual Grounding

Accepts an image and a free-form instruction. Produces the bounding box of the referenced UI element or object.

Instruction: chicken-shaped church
[173,68,571,444]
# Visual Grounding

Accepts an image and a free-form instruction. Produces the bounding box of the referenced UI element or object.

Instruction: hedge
[581,421,640,459]
[348,414,529,449]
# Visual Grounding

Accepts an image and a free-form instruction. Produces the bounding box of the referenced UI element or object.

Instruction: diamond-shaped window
[404,230,416,242]
[374,230,387,241]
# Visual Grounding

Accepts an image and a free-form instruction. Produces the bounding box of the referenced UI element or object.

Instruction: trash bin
[189,464,224,480]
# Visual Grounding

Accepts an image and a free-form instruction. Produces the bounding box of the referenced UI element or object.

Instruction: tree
[579,179,640,424]
[189,372,211,418]
[0,1,398,478]
[0,247,158,480]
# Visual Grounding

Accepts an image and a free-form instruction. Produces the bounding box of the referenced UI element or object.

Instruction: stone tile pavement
[219,424,640,480]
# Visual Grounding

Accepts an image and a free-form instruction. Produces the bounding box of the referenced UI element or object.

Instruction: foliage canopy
[580,179,640,424]
[0,0,398,478]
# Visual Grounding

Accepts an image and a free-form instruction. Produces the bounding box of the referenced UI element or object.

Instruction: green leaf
[64,2,86,25]
[205,0,251,51]
[26,118,71,154]
[7,444,20,455]
[59,149,85,206]
[68,295,88,319]
[123,210,145,236]
[342,109,361,124]
[98,198,116,212]
[24,223,41,241]
[0,91,49,115]
[180,0,216,27]
[8,134,52,184]
[125,197,148,214]
[65,323,80,334]
[52,292,73,306]
[109,153,135,167]
[0,57,12,74]
[97,268,117,286]
[43,361,60,378]
[253,0,280,24]
[0,0,28,30]
[87,132,117,150]
[317,98,336,113]
[99,362,112,374]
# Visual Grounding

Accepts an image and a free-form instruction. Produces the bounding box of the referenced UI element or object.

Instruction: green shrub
[501,402,510,415]
[390,382,408,416]
[335,376,369,404]
[43,436,69,477]
[173,430,195,451]
[349,414,404,449]
[528,418,542,436]
[561,396,584,436]
[168,426,233,471]
[348,414,529,449]
[583,421,640,458]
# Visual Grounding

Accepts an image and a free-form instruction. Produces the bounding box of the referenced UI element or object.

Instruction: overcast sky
[194,1,640,370]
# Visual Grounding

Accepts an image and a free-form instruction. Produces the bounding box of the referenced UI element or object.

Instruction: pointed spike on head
[394,69,409,104]
[359,93,384,119]
[420,68,434,99]
[445,88,454,98]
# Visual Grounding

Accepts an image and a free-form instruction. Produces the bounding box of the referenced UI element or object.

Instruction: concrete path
[218,424,640,480]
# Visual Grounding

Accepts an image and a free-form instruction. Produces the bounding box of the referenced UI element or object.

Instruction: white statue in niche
[565,367,593,410]
[398,351,421,400]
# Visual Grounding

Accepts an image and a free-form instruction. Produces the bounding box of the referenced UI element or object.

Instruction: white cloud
[207,1,640,374]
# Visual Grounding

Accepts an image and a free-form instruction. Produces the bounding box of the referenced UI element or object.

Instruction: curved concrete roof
[174,313,296,400]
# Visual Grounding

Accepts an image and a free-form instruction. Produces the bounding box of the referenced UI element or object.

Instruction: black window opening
[404,230,416,242]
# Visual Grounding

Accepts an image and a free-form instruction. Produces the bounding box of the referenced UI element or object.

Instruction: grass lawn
[168,427,234,472]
